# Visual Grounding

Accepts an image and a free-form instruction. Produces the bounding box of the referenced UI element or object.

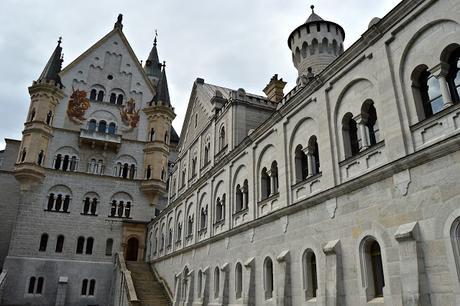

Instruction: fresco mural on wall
[120,98,140,129]
[67,88,91,124]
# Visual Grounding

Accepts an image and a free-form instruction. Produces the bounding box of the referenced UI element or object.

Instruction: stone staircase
[126,261,171,306]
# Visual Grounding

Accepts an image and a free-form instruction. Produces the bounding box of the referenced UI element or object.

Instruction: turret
[144,32,162,86]
[288,5,345,82]
[14,38,65,190]
[141,63,176,205]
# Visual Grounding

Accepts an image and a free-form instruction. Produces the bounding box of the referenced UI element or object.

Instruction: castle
[1,0,460,305]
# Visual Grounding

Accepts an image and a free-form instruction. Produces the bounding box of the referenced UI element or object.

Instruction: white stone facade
[148,0,460,305]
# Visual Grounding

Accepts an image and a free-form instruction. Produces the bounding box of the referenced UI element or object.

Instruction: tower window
[27,276,44,295]
[90,89,97,100]
[117,94,123,105]
[39,233,48,252]
[85,237,94,255]
[37,150,45,166]
[55,235,65,253]
[97,90,104,102]
[46,111,53,125]
[110,93,117,104]
[76,236,85,254]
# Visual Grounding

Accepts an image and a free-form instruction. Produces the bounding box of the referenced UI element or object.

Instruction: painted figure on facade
[120,98,140,128]
[67,88,91,124]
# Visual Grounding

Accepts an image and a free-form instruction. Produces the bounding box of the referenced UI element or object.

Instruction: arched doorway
[125,237,139,261]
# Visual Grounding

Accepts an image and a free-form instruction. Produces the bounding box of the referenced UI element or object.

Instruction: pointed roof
[151,63,171,106]
[38,37,64,87]
[144,33,162,80]
[306,5,324,23]
[170,126,180,144]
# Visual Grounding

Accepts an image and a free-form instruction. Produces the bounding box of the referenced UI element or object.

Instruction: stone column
[394,222,422,306]
[243,257,255,306]
[242,186,248,209]
[54,276,68,306]
[276,250,290,306]
[305,147,315,177]
[173,272,182,306]
[218,263,229,306]
[355,114,369,151]
[431,63,453,108]
[323,240,342,306]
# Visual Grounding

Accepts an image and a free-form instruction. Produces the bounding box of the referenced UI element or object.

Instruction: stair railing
[0,269,7,303]
[114,253,140,306]
[150,264,174,303]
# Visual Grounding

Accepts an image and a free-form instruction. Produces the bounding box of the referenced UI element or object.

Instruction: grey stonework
[148,0,460,305]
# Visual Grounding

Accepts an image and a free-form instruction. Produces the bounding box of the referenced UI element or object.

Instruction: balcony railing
[79,129,122,151]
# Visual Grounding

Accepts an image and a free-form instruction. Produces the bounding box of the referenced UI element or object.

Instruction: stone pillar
[305,148,315,178]
[243,257,255,306]
[323,240,342,306]
[276,250,290,306]
[218,263,229,306]
[55,276,68,306]
[185,269,194,306]
[242,186,248,210]
[432,63,453,108]
[173,272,182,306]
[355,115,369,151]
[267,170,276,196]
[394,222,421,306]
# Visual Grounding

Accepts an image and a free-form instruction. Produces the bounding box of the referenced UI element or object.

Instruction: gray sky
[0,0,401,150]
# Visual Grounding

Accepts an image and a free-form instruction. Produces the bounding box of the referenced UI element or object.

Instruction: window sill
[107,216,132,220]
[367,297,384,304]
[339,141,385,166]
[81,213,98,217]
[258,193,279,206]
[198,227,207,235]
[410,102,460,131]
[291,172,322,189]
[44,209,70,214]
[233,207,249,217]
[214,219,225,227]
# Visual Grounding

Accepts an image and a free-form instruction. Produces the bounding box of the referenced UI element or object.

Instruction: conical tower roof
[151,62,171,106]
[306,5,324,23]
[38,37,64,87]
[144,33,162,81]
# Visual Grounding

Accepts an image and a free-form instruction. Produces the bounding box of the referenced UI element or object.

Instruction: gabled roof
[60,25,156,95]
[38,38,64,87]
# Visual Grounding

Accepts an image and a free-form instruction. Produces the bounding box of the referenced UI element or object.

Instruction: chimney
[263,74,287,103]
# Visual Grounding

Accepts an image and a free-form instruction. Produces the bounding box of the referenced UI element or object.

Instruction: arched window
[88,119,97,132]
[342,113,360,158]
[46,111,53,125]
[97,90,104,102]
[108,122,116,134]
[187,215,194,237]
[164,131,169,143]
[86,237,94,255]
[81,279,88,295]
[181,169,186,187]
[219,126,226,151]
[39,233,48,252]
[47,193,55,211]
[361,238,385,299]
[204,144,210,164]
[110,200,117,217]
[197,270,203,298]
[168,228,173,247]
[308,136,320,175]
[216,196,225,222]
[37,150,44,166]
[150,128,155,141]
[200,205,207,229]
[295,145,308,182]
[29,108,36,122]
[63,195,70,212]
[451,217,460,276]
[90,89,97,100]
[270,161,279,194]
[28,277,36,294]
[362,101,380,147]
[243,180,249,209]
[446,47,460,103]
[69,156,78,171]
[129,164,136,179]
[302,250,318,300]
[411,65,443,120]
[62,155,70,171]
[264,257,274,300]
[235,184,243,212]
[89,279,96,295]
[106,238,113,256]
[192,157,197,177]
[125,202,131,218]
[54,154,62,170]
[110,93,117,104]
[177,222,183,242]
[214,267,220,298]
[235,262,243,299]
[98,120,107,133]
[91,198,97,215]
[76,236,85,254]
[83,197,91,215]
[55,235,64,253]
[117,94,123,105]
[20,148,27,162]
[146,165,152,179]
[261,167,270,200]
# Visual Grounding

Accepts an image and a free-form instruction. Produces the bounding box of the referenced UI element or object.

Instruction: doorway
[125,237,139,261]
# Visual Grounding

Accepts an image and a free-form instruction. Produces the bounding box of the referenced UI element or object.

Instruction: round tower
[288,5,345,79]
[141,62,175,206]
[14,38,65,190]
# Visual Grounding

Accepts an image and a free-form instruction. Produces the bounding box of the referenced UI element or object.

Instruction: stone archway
[125,237,139,261]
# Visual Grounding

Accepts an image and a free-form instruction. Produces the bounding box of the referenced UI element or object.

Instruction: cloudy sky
[0,0,401,150]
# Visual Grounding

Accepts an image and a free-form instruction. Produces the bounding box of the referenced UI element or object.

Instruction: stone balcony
[411,103,460,151]
[79,129,121,151]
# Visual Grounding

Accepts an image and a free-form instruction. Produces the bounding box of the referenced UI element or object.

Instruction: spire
[37,37,64,87]
[152,62,171,106]
[145,30,162,81]
[306,5,324,23]
[114,14,123,30]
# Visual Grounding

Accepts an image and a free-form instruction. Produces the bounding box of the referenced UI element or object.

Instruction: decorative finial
[58,36,62,46]
[154,29,158,46]
[162,61,166,69]
[114,14,123,30]
[311,5,315,13]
